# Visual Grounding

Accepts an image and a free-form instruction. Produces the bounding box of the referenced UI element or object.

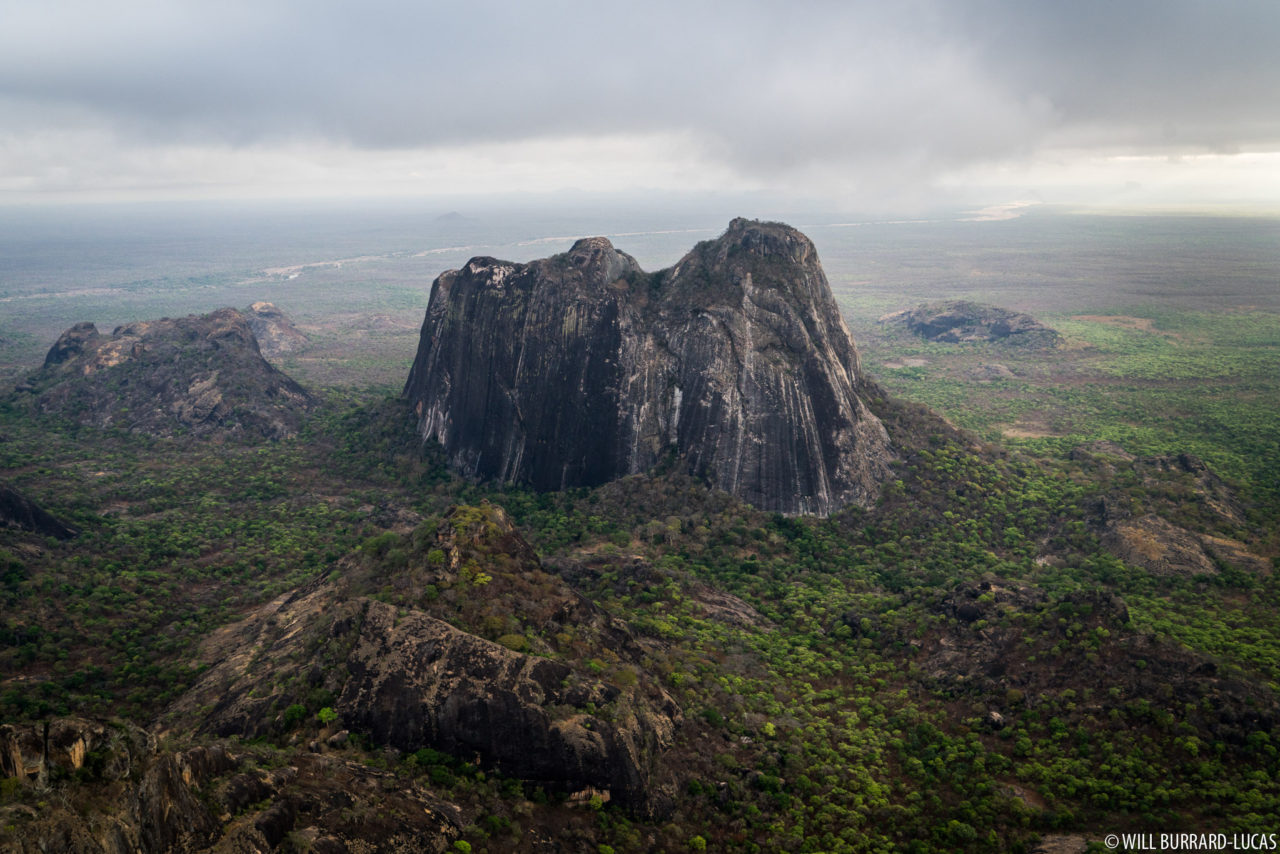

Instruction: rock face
[403,218,894,515]
[0,720,460,854]
[0,718,145,788]
[243,301,309,359]
[0,483,77,539]
[24,308,314,439]
[164,505,680,815]
[881,300,1060,347]
[172,594,670,809]
[1100,511,1221,577]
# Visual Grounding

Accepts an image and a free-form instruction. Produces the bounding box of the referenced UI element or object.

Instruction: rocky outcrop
[1137,452,1249,529]
[0,484,77,539]
[0,723,460,854]
[403,218,894,515]
[968,363,1016,382]
[1087,451,1269,578]
[1094,507,1269,579]
[921,580,1278,749]
[22,309,314,439]
[42,321,100,367]
[0,718,148,789]
[171,593,671,809]
[164,505,680,815]
[881,300,1060,347]
[243,301,308,359]
[1100,511,1221,577]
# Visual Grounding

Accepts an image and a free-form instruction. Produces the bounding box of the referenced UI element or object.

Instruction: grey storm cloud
[2,0,1278,182]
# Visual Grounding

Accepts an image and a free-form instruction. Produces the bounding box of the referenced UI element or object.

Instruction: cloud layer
[3,0,1278,202]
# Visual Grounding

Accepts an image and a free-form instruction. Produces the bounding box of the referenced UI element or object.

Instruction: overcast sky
[2,0,1278,210]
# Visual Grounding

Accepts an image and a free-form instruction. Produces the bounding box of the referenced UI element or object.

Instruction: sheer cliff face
[404,219,894,515]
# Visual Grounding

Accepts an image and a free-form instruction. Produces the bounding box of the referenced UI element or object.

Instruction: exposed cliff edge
[880,299,1061,347]
[19,308,314,439]
[403,218,894,515]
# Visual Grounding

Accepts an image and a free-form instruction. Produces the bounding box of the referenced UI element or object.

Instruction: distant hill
[881,299,1060,347]
[17,308,314,439]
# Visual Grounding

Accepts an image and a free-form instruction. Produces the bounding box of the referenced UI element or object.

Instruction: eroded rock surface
[1091,486,1267,579]
[1101,512,1220,577]
[403,218,894,515]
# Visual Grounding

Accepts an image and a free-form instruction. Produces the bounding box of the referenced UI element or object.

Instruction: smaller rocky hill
[18,308,314,439]
[1081,452,1271,579]
[881,300,1060,347]
[163,504,681,816]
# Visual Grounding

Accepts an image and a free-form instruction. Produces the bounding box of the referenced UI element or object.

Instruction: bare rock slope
[0,483,76,540]
[403,218,894,515]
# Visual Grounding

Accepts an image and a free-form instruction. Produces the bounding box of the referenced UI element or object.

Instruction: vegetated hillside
[1,242,1278,851]
[2,383,1276,853]
[404,218,894,515]
[13,307,314,440]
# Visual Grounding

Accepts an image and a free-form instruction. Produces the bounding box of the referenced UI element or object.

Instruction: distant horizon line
[2,194,1278,224]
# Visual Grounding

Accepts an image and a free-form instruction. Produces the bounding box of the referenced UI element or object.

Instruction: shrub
[281,703,307,729]
[496,634,528,652]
